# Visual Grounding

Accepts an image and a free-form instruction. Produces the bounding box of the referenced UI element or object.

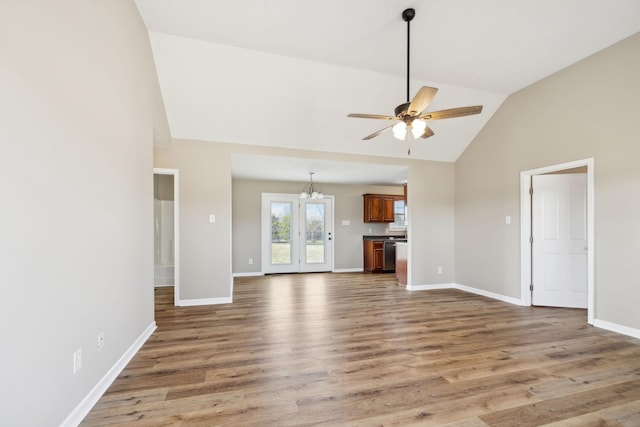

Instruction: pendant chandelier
[300,172,324,199]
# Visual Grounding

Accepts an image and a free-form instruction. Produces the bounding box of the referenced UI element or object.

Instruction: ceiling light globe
[393,122,407,140]
[411,119,427,138]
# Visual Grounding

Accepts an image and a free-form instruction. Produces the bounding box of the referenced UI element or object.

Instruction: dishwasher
[383,240,397,272]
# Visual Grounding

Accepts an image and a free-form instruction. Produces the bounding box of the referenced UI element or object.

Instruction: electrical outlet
[97,332,104,351]
[73,348,82,374]
[248,258,253,265]
[437,266,443,274]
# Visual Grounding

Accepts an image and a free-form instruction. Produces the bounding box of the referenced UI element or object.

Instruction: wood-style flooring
[82,273,640,426]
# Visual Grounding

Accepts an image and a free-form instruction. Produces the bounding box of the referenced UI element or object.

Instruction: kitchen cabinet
[363,194,404,223]
[363,240,384,273]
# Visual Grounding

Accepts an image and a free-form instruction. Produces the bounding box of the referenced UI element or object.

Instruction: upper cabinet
[363,194,404,223]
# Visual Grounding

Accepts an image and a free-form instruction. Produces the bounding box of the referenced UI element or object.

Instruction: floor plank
[81,273,640,426]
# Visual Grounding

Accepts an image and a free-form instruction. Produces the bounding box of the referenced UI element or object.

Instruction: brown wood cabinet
[363,194,403,222]
[363,240,384,273]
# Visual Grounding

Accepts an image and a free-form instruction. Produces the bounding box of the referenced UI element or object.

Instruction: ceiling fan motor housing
[402,8,415,22]
[394,102,410,118]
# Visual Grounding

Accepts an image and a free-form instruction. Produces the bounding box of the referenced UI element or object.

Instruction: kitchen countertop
[362,235,407,241]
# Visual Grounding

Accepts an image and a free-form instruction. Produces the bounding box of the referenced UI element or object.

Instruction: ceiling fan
[348,8,483,154]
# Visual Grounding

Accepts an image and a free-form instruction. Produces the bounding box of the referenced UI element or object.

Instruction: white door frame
[261,193,334,274]
[299,197,334,273]
[520,158,594,324]
[153,168,180,306]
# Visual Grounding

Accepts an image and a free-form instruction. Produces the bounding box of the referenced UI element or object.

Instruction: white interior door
[262,193,333,274]
[532,173,587,308]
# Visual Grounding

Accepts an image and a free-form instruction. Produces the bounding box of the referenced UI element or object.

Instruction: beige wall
[155,140,456,295]
[455,32,640,329]
[0,0,169,425]
[408,160,456,285]
[232,179,404,274]
[154,140,233,300]
[154,174,175,200]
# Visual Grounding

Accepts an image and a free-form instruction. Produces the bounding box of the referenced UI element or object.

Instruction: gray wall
[154,174,175,200]
[155,141,456,297]
[154,140,233,300]
[0,0,170,425]
[232,179,404,274]
[455,33,640,329]
[408,160,455,284]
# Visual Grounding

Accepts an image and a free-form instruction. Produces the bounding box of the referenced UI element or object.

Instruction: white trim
[406,282,523,306]
[60,322,157,427]
[153,168,180,307]
[520,158,594,323]
[176,297,232,306]
[407,283,454,291]
[261,193,335,274]
[593,319,640,339]
[232,272,264,277]
[333,268,364,273]
[455,283,524,306]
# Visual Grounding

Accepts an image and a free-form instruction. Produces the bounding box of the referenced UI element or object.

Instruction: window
[388,199,407,231]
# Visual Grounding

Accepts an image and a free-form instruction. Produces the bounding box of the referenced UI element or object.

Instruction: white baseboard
[61,321,157,427]
[593,319,640,339]
[455,283,524,306]
[406,283,454,291]
[234,269,364,276]
[406,282,523,306]
[233,272,264,277]
[176,297,232,306]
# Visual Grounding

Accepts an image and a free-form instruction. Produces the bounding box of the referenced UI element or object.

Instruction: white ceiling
[135,0,640,184]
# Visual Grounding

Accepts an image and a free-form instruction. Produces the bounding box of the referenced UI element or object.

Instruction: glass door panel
[270,202,292,265]
[304,203,325,264]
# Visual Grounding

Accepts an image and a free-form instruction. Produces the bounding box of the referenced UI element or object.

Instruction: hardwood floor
[82,273,640,426]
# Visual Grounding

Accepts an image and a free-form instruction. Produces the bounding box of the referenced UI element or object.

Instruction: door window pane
[305,203,325,264]
[271,202,292,265]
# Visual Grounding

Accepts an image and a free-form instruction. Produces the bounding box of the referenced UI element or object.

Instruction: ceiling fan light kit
[347,8,483,154]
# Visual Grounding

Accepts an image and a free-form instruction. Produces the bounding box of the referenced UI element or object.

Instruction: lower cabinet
[363,240,384,273]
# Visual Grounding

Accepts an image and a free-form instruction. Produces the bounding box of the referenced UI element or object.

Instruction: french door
[261,193,333,274]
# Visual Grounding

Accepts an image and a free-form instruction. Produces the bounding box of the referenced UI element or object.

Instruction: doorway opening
[153,168,179,306]
[261,193,334,274]
[520,159,594,324]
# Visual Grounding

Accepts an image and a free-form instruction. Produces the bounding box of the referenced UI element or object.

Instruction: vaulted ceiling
[136,0,640,182]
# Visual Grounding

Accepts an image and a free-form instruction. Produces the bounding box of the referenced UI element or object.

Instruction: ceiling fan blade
[420,105,483,120]
[420,125,435,139]
[362,124,394,140]
[348,113,399,121]
[407,86,439,116]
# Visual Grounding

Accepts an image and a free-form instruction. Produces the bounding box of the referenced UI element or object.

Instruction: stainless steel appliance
[383,240,397,272]
[383,239,408,272]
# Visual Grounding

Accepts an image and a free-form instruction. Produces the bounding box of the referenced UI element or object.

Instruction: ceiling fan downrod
[402,8,415,104]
